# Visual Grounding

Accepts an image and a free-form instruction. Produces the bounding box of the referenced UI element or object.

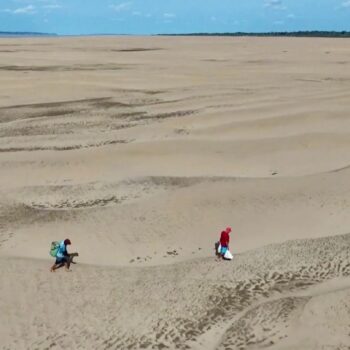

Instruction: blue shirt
[56,240,67,258]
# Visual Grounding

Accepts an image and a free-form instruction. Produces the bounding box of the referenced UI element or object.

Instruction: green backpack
[50,241,60,257]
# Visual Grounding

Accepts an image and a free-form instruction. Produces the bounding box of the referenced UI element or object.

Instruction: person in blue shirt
[50,239,72,272]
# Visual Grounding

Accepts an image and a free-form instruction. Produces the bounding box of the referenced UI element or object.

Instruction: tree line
[159,31,350,38]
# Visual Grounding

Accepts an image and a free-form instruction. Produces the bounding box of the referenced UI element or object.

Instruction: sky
[0,0,350,35]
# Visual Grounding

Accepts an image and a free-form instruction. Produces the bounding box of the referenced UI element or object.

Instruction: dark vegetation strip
[159,31,350,38]
[0,31,56,36]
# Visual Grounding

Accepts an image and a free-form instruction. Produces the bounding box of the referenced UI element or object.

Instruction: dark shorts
[55,256,68,264]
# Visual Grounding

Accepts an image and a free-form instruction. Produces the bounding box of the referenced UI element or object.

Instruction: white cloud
[110,2,132,12]
[341,1,350,7]
[13,0,57,3]
[287,13,295,19]
[43,4,61,9]
[264,0,287,10]
[11,5,36,14]
[12,0,32,3]
[163,13,176,18]
[274,20,285,25]
[1,1,62,14]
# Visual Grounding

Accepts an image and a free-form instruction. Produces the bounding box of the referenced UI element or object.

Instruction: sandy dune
[0,36,350,349]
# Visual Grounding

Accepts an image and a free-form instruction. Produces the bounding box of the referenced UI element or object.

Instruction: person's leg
[51,263,64,271]
[51,258,64,271]
[221,246,228,259]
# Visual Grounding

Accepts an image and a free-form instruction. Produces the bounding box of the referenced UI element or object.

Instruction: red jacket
[220,231,230,247]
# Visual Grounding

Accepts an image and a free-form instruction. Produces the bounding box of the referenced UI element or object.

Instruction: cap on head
[226,227,232,234]
[64,239,71,245]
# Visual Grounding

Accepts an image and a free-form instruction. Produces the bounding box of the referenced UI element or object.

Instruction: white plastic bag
[224,250,233,260]
[217,243,222,254]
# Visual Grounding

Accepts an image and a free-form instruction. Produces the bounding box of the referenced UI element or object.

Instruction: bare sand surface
[0,36,350,349]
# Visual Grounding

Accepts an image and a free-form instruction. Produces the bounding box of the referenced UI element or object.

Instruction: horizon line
[1,30,350,37]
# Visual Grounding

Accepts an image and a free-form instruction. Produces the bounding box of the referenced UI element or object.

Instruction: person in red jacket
[219,227,232,258]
